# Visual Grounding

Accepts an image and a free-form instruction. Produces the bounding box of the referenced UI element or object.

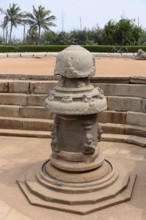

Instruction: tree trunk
[38,26,41,44]
[9,23,13,44]
[6,26,8,44]
[23,25,26,43]
[2,27,5,43]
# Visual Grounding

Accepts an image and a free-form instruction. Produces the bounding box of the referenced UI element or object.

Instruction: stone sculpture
[136,49,146,60]
[17,45,136,215]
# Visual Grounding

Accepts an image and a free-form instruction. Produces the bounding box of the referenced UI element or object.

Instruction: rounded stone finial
[54,45,95,78]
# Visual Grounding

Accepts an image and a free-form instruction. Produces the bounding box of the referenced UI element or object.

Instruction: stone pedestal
[17,45,136,215]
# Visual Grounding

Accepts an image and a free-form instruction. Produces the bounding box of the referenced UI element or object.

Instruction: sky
[0,0,146,39]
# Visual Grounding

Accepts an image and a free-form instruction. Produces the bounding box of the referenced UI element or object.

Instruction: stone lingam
[17,45,136,215]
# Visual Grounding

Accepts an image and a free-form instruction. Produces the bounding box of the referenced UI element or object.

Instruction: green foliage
[26,5,56,44]
[0,3,145,46]
[102,18,143,46]
[83,45,114,52]
[3,3,25,43]
[103,20,116,45]
[0,45,145,53]
[0,45,67,52]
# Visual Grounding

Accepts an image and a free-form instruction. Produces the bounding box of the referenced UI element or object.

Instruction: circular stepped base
[102,133,146,148]
[17,158,136,214]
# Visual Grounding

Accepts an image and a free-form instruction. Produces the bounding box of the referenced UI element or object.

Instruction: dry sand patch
[0,56,145,76]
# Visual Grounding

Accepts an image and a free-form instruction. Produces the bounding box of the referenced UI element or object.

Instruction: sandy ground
[0,56,146,76]
[0,136,145,220]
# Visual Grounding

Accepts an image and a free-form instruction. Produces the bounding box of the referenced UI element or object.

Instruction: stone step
[0,116,53,131]
[100,123,146,137]
[101,133,146,148]
[0,93,48,106]
[0,105,52,119]
[98,110,126,124]
[99,111,146,127]
[0,129,51,138]
[107,96,142,112]
[94,83,146,98]
[0,92,145,112]
[0,80,57,94]
[126,111,146,127]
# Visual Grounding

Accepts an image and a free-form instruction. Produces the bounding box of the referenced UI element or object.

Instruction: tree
[0,8,8,43]
[103,20,116,45]
[41,31,57,44]
[25,26,38,45]
[102,18,143,46]
[138,29,146,45]
[3,3,24,43]
[26,5,56,44]
[115,18,143,45]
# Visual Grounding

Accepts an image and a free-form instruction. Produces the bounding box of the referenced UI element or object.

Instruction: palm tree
[0,8,6,43]
[3,3,24,43]
[26,5,56,44]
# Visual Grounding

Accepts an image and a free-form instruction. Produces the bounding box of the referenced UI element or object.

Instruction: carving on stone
[48,93,55,101]
[97,123,102,142]
[51,117,60,153]
[61,96,73,103]
[83,95,93,102]
[136,49,146,60]
[84,133,96,155]
[77,81,86,88]
[17,45,136,215]
[58,77,65,87]
[83,121,96,155]
[97,87,104,99]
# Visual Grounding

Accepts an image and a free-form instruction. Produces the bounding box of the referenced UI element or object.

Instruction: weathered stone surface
[0,82,9,92]
[125,125,146,137]
[100,123,125,134]
[0,73,59,81]
[0,128,51,138]
[102,133,146,148]
[94,83,146,98]
[107,96,142,112]
[55,45,95,78]
[135,49,146,60]
[0,105,20,117]
[17,46,136,215]
[91,77,130,84]
[130,76,146,84]
[19,106,52,119]
[0,117,22,129]
[0,94,27,105]
[18,160,136,214]
[9,81,30,93]
[126,112,146,127]
[27,94,48,106]
[141,99,146,112]
[98,111,126,124]
[30,82,56,94]
[22,119,53,131]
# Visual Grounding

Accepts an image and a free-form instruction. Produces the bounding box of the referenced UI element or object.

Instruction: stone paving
[0,136,145,219]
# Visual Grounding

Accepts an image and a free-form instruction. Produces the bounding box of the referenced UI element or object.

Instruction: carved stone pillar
[17,45,136,215]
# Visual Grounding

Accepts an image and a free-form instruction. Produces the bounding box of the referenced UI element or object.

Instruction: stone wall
[91,77,146,141]
[0,75,145,141]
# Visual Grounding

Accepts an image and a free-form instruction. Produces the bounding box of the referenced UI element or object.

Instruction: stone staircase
[0,75,57,138]
[0,75,146,147]
[92,78,146,147]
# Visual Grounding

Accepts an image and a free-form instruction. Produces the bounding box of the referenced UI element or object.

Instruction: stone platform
[0,136,145,219]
